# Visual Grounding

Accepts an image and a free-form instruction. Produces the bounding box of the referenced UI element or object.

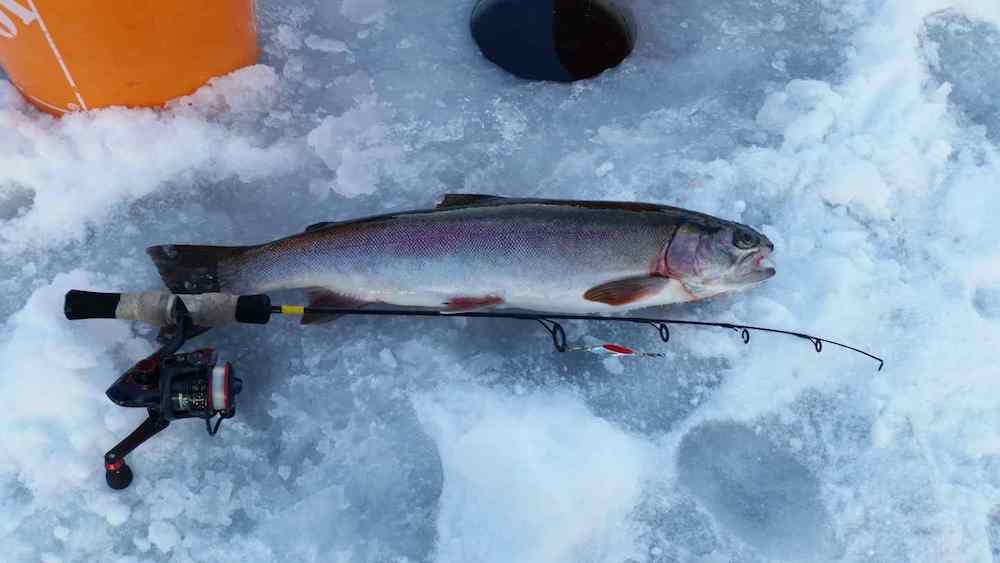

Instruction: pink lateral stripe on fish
[147,194,775,324]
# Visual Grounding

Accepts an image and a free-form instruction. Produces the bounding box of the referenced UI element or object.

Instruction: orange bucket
[0,0,257,115]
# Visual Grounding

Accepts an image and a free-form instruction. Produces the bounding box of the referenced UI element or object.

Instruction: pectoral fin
[583,276,672,306]
[302,288,368,325]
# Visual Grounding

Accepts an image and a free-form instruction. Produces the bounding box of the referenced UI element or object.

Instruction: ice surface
[676,421,834,559]
[2,0,1000,561]
[924,9,1000,139]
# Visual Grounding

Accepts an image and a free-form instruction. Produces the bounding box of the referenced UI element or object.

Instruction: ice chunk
[147,520,180,553]
[756,80,842,149]
[341,0,387,25]
[305,35,351,54]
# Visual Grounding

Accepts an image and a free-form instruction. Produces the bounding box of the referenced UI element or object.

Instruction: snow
[1,0,999,562]
[147,520,180,553]
[415,386,651,562]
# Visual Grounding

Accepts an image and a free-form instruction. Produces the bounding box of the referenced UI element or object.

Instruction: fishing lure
[564,343,666,358]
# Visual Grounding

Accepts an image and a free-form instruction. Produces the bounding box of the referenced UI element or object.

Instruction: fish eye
[733,229,758,249]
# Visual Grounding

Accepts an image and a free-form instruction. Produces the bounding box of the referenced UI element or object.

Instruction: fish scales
[222,204,672,311]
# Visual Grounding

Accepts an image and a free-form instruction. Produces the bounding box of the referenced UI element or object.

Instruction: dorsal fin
[304,221,341,233]
[435,193,505,209]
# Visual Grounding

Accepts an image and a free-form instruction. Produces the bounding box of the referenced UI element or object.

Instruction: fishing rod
[63,289,883,490]
[271,304,884,368]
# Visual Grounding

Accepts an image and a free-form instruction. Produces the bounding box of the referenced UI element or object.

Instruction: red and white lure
[565,343,665,358]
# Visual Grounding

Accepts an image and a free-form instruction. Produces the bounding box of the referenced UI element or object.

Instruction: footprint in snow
[676,421,837,560]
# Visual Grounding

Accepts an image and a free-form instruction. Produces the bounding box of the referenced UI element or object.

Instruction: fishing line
[272,304,885,371]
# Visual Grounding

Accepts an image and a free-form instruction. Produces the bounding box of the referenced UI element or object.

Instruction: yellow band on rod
[281,305,305,315]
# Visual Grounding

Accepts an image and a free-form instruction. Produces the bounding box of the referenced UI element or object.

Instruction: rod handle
[66,290,272,326]
[235,294,272,324]
[64,290,121,320]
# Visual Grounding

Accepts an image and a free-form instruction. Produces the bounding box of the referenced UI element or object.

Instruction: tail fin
[147,244,251,294]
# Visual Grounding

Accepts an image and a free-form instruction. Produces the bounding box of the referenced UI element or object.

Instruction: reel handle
[64,290,273,326]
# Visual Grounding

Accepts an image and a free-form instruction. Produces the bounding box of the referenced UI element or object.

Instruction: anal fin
[583,276,672,306]
[302,288,368,325]
[442,295,504,313]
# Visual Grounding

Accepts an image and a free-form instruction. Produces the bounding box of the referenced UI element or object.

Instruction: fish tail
[146,244,254,294]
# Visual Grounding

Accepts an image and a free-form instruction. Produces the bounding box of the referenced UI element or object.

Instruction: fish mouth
[736,247,776,285]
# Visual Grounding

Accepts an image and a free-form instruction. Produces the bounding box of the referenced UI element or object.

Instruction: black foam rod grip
[65,290,122,320]
[235,294,272,324]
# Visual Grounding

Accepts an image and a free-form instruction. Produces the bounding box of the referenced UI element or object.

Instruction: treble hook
[536,319,567,352]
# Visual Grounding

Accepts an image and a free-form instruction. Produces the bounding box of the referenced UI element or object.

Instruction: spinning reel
[64,290,271,489]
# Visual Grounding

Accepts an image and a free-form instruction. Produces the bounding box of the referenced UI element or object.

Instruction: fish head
[663,221,775,298]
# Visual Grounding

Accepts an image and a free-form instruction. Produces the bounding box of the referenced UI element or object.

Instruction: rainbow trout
[148,194,775,323]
